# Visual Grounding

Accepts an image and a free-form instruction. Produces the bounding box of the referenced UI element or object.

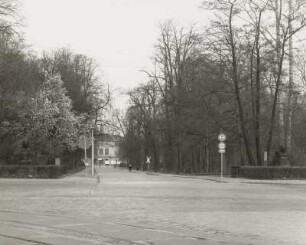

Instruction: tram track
[0,233,54,245]
[0,218,138,245]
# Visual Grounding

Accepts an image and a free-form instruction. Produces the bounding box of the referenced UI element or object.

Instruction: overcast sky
[21,0,210,109]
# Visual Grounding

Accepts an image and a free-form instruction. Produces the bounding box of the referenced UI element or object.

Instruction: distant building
[96,134,123,165]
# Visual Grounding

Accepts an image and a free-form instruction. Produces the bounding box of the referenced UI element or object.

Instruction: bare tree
[0,0,18,37]
[202,0,256,165]
[265,0,306,161]
[202,0,306,164]
[128,80,160,171]
[151,21,200,171]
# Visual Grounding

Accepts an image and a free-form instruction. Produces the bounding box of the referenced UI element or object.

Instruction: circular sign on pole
[218,133,226,142]
[218,142,226,150]
[78,136,92,149]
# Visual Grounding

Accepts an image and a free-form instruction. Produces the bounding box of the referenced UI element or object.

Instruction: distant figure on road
[128,164,132,172]
[272,151,280,166]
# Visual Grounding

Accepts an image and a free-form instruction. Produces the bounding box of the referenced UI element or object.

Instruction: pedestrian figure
[128,163,132,172]
[272,151,280,166]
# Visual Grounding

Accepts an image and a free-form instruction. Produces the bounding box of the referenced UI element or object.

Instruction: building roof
[96,134,123,142]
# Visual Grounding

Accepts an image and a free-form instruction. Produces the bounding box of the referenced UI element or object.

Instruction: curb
[143,170,306,185]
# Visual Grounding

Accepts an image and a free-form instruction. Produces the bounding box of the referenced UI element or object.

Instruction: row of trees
[120,0,306,173]
[0,0,109,164]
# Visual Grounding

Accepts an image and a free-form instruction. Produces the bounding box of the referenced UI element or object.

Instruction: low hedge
[235,166,306,179]
[0,165,69,179]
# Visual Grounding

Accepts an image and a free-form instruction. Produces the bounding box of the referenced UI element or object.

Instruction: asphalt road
[0,167,305,245]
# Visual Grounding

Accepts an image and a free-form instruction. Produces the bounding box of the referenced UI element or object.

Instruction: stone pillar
[280,154,290,166]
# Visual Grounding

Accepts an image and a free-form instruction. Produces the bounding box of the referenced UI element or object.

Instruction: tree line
[0,0,109,165]
[120,0,306,173]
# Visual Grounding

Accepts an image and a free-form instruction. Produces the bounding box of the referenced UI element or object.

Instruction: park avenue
[0,166,305,245]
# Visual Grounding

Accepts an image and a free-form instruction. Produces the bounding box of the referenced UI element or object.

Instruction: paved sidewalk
[145,170,306,185]
[61,167,100,184]
[72,166,306,189]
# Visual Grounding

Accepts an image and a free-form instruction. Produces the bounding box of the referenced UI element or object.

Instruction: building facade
[96,134,122,165]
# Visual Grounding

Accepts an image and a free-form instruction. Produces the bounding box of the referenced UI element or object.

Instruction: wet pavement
[0,166,305,244]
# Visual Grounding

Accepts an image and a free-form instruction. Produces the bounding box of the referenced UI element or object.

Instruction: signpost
[79,136,91,166]
[146,156,151,172]
[79,136,92,176]
[218,133,226,142]
[79,136,92,149]
[218,133,226,178]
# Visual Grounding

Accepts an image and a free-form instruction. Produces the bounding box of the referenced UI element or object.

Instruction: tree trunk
[275,0,286,150]
[228,4,255,166]
[286,0,293,154]
[255,11,262,166]
[266,45,286,161]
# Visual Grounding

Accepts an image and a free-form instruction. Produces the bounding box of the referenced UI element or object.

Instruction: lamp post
[83,135,87,164]
[91,127,94,178]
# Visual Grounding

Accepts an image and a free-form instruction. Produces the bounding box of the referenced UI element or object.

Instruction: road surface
[0,167,305,244]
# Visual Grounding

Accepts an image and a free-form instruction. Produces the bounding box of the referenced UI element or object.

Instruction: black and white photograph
[0,0,306,244]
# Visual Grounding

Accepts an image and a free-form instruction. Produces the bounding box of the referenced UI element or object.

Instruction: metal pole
[84,136,87,164]
[220,152,223,178]
[84,136,87,177]
[91,127,94,178]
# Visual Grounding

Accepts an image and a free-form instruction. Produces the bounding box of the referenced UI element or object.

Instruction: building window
[99,148,103,155]
[105,148,109,155]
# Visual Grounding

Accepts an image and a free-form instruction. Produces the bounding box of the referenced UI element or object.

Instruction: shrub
[0,165,68,179]
[237,166,306,179]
